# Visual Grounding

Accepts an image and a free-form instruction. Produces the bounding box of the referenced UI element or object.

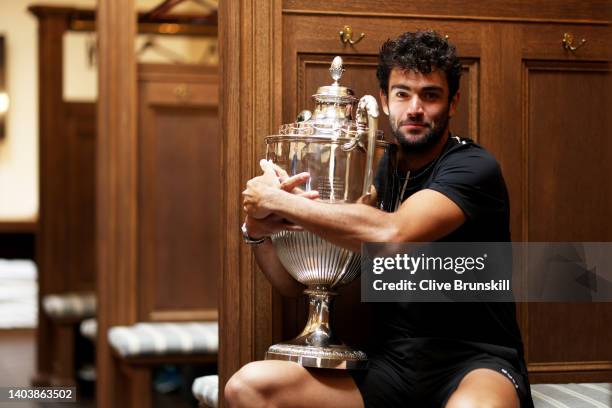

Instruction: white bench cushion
[532,383,612,407]
[192,375,218,408]
[42,292,96,320]
[108,321,218,357]
[0,259,37,328]
[79,317,97,341]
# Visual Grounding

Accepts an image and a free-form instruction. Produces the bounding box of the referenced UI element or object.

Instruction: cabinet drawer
[144,81,218,107]
[521,24,611,61]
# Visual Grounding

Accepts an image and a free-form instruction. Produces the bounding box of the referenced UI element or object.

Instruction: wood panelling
[525,63,611,242]
[282,14,483,72]
[96,0,138,405]
[31,7,96,389]
[456,61,479,140]
[283,0,612,23]
[521,24,612,61]
[65,103,96,292]
[32,9,70,384]
[218,0,284,402]
[138,65,219,322]
[523,61,612,378]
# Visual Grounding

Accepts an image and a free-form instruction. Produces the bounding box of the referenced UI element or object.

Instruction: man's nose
[406,96,424,117]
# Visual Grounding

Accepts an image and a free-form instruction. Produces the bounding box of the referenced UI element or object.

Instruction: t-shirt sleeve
[427,147,508,221]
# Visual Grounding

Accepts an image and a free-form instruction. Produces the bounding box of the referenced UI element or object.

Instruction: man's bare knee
[225,362,270,408]
[224,361,305,408]
[445,368,519,408]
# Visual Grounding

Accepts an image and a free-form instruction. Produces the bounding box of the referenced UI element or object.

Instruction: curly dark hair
[377,30,462,101]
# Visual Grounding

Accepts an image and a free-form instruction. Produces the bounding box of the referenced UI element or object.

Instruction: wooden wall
[220,0,612,400]
[30,7,98,384]
[96,59,221,406]
[31,4,221,404]
[137,64,220,323]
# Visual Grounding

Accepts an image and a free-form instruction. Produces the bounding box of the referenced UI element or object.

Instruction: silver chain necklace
[393,136,462,211]
[394,160,436,211]
[407,158,438,181]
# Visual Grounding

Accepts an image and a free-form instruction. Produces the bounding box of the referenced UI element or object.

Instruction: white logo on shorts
[500,368,519,389]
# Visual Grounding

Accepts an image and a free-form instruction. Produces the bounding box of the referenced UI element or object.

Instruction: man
[227,31,534,408]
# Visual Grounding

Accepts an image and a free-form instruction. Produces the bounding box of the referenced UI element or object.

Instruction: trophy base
[265,285,368,369]
[266,342,368,370]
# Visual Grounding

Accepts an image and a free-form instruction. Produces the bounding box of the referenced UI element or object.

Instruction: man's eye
[423,92,440,100]
[394,91,408,98]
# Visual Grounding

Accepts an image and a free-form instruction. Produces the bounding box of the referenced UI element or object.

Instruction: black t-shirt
[373,135,525,358]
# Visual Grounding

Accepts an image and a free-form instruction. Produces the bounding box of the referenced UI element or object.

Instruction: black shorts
[350,338,534,408]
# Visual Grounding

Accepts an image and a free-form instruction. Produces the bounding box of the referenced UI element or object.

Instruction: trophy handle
[356,95,379,196]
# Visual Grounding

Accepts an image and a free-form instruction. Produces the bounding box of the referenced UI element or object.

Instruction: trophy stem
[265,285,368,370]
[297,285,337,346]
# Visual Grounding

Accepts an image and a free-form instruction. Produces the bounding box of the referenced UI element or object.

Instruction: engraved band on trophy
[263,57,396,370]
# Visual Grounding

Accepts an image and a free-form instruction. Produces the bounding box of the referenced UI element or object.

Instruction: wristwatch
[240,222,267,246]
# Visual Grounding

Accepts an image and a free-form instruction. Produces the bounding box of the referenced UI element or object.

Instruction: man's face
[380,68,459,152]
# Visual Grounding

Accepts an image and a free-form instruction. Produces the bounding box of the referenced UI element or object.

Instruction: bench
[108,321,218,407]
[39,292,96,386]
[531,383,612,407]
[192,374,219,408]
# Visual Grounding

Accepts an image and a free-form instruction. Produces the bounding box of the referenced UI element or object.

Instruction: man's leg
[445,368,519,408]
[224,360,364,408]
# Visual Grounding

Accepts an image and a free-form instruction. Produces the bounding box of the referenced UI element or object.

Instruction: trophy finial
[329,56,344,84]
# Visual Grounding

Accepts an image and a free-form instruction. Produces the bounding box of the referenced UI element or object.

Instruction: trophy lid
[270,56,375,139]
[312,56,356,104]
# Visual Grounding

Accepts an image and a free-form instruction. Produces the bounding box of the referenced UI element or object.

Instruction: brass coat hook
[562,32,587,52]
[339,25,365,45]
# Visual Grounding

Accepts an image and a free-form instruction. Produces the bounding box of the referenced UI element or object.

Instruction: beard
[391,107,450,153]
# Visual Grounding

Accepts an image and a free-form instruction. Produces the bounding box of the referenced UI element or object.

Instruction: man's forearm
[268,191,397,252]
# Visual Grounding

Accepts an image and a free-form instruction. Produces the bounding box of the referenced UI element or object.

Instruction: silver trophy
[263,57,396,369]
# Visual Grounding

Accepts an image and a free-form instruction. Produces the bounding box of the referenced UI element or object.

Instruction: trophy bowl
[262,57,397,369]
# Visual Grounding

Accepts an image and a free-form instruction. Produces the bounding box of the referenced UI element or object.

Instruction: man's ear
[448,91,460,118]
[379,90,390,115]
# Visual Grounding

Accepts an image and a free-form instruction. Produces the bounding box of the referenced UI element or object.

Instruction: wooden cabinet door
[518,25,612,382]
[138,64,220,322]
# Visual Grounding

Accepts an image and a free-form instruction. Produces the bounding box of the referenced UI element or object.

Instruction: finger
[272,163,290,181]
[259,159,277,178]
[284,224,304,231]
[299,190,320,200]
[280,172,310,192]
